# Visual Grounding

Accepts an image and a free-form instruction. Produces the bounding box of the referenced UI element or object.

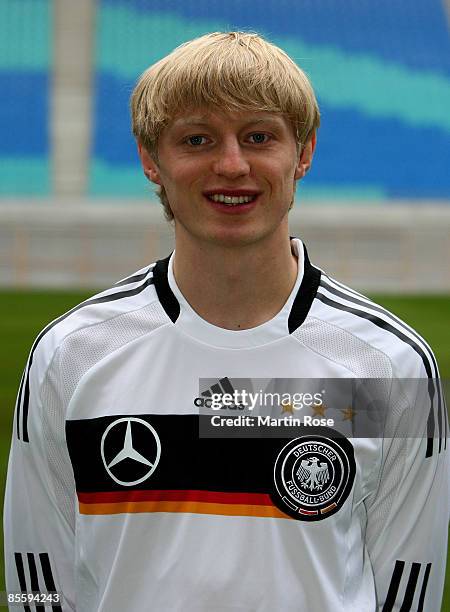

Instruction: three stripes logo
[382,560,432,612]
[193,377,245,410]
[13,552,62,611]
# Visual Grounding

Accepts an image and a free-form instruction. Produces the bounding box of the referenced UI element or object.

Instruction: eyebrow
[173,116,285,129]
[175,119,210,127]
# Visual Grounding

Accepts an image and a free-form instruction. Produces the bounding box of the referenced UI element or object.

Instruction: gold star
[312,403,328,417]
[280,402,294,415]
[341,406,356,422]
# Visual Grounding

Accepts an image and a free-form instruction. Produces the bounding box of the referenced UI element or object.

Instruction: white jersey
[4,239,449,611]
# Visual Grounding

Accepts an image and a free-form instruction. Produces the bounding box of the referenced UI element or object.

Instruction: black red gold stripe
[78,490,289,518]
[67,414,296,519]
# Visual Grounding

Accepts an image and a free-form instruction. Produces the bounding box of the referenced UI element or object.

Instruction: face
[139,108,315,248]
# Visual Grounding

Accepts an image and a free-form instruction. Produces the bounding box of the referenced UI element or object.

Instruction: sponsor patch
[271,430,355,521]
[100,417,161,487]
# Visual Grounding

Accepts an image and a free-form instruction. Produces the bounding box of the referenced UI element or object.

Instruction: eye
[248,133,270,144]
[185,135,208,146]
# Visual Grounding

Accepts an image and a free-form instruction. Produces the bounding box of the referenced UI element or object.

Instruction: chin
[203,226,273,249]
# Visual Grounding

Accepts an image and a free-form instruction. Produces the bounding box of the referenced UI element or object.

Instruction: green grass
[0,290,449,608]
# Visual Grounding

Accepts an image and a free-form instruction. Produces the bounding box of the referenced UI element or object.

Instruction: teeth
[208,194,256,205]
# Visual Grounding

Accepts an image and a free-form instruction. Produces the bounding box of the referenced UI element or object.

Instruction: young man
[4,32,449,611]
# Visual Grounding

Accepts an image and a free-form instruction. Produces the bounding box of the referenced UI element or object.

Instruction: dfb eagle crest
[296,457,330,491]
[271,430,356,521]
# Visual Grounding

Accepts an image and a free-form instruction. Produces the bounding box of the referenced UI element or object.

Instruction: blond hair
[131,31,320,220]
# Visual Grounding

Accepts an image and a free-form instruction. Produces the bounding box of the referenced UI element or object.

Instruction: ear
[137,142,162,185]
[294,131,316,180]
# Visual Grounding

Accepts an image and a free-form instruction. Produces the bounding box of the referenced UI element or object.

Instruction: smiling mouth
[207,194,257,206]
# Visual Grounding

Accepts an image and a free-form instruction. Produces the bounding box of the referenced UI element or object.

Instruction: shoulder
[306,270,438,380]
[33,262,162,368]
[310,271,447,459]
[16,262,169,441]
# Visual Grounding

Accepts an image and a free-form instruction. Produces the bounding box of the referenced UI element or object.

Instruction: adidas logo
[193,377,245,410]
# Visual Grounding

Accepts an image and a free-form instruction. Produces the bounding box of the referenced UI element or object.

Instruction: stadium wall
[1,202,449,292]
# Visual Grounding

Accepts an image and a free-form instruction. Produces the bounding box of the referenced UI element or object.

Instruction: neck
[172,230,298,330]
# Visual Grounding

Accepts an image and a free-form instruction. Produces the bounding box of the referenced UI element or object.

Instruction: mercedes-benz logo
[100,417,161,486]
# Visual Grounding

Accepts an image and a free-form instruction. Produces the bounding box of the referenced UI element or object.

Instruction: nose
[212,138,250,179]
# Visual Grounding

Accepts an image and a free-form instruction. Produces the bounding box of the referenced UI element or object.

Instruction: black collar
[153,241,321,333]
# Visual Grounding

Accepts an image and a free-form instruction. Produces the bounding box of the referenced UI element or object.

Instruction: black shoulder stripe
[115,264,155,287]
[18,276,154,443]
[288,245,321,333]
[14,553,31,612]
[425,406,436,458]
[320,277,439,377]
[399,562,421,611]
[417,563,432,612]
[315,290,441,457]
[319,279,444,456]
[382,560,405,611]
[316,291,433,376]
[15,368,26,443]
[39,553,62,612]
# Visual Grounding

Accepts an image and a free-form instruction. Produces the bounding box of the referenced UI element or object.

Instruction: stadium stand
[0,0,50,195]
[90,0,450,199]
[0,0,449,289]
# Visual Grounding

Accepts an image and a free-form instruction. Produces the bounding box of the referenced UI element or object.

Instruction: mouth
[203,191,261,209]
